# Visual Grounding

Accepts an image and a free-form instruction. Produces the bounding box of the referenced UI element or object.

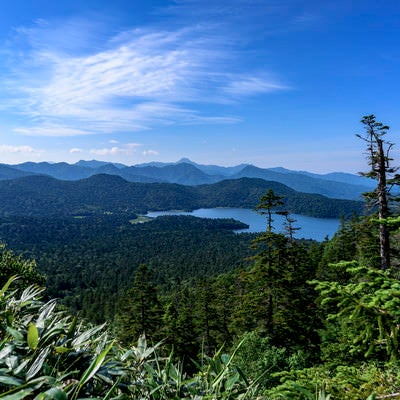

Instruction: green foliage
[357,115,395,186]
[0,243,45,289]
[255,189,285,232]
[232,228,319,351]
[0,276,263,399]
[0,276,123,399]
[312,261,400,363]
[232,331,298,390]
[318,216,360,269]
[161,286,200,364]
[115,264,163,345]
[317,214,386,276]
[266,363,400,399]
[0,215,255,322]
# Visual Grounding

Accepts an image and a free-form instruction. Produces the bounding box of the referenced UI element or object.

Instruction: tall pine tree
[115,264,163,344]
[357,115,399,270]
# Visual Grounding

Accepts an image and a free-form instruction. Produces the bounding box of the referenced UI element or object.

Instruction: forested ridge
[1,158,372,200]
[2,115,400,399]
[0,174,362,218]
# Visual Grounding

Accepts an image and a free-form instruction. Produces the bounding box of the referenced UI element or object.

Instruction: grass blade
[79,340,115,387]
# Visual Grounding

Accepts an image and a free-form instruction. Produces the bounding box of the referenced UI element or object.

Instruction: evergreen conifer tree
[115,264,163,344]
[357,115,399,270]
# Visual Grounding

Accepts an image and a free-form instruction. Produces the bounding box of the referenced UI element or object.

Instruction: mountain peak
[177,158,194,164]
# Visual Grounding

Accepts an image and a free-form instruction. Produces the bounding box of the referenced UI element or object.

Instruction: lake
[146,208,340,241]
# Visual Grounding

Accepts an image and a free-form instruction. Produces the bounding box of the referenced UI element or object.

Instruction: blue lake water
[146,208,340,242]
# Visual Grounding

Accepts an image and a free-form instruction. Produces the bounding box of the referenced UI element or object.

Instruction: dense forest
[0,214,255,323]
[1,115,400,399]
[0,174,362,218]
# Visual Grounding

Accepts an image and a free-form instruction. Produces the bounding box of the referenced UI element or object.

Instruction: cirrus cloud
[3,16,288,137]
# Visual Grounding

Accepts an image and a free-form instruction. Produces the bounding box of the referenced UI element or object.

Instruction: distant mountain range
[1,158,373,201]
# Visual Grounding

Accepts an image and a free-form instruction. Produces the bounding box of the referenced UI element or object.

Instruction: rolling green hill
[0,174,363,218]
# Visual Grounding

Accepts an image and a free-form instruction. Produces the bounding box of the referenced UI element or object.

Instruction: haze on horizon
[0,0,399,173]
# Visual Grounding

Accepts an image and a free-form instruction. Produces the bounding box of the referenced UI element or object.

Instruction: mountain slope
[3,159,373,200]
[195,178,363,217]
[14,162,93,180]
[0,164,35,180]
[175,158,249,176]
[123,162,217,185]
[75,160,126,169]
[0,174,363,218]
[233,165,368,200]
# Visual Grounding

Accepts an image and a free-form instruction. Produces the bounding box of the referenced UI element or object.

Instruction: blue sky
[0,0,399,172]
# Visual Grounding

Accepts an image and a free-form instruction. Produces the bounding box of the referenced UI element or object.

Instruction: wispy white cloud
[13,125,92,136]
[90,142,141,156]
[90,147,122,156]
[143,149,160,156]
[224,76,288,96]
[3,14,287,137]
[0,144,42,155]
[162,0,323,37]
[70,148,83,153]
[125,143,142,149]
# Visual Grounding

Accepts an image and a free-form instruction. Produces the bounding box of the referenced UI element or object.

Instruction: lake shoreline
[146,208,340,242]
